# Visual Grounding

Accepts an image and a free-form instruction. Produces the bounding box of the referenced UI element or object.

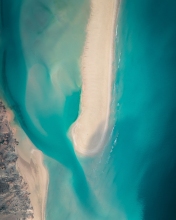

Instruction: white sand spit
[70,0,118,155]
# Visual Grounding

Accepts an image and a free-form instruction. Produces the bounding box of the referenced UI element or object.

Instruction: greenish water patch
[0,0,101,218]
[63,90,81,131]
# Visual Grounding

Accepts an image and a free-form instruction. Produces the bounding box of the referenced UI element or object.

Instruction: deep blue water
[1,0,176,219]
[109,0,176,219]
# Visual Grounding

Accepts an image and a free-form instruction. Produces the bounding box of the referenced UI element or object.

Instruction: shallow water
[1,0,176,219]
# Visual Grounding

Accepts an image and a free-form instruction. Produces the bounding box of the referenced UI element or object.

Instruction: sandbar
[70,0,118,155]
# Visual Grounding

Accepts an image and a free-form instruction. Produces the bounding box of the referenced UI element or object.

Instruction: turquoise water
[1,0,176,219]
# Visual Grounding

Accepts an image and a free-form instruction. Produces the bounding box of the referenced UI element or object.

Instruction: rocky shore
[0,100,34,220]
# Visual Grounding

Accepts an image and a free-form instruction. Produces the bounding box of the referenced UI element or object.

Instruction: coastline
[5,105,48,220]
[0,100,34,219]
[70,0,119,155]
[16,148,48,220]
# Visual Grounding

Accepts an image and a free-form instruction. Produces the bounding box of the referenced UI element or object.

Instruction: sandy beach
[16,148,48,220]
[71,0,118,155]
[6,108,48,220]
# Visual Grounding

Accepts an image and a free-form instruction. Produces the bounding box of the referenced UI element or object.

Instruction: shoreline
[0,100,34,219]
[70,0,119,155]
[16,148,48,220]
[4,104,48,220]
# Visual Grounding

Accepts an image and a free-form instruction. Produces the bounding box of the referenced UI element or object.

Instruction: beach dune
[71,0,118,155]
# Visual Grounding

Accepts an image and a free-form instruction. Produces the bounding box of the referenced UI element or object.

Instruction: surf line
[70,0,119,155]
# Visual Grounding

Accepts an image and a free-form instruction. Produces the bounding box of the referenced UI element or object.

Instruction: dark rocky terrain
[0,100,34,220]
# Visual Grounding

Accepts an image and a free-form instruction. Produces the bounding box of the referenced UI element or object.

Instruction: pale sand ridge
[71,0,119,155]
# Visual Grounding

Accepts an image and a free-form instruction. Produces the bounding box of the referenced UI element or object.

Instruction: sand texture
[71,0,118,155]
[17,148,48,220]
